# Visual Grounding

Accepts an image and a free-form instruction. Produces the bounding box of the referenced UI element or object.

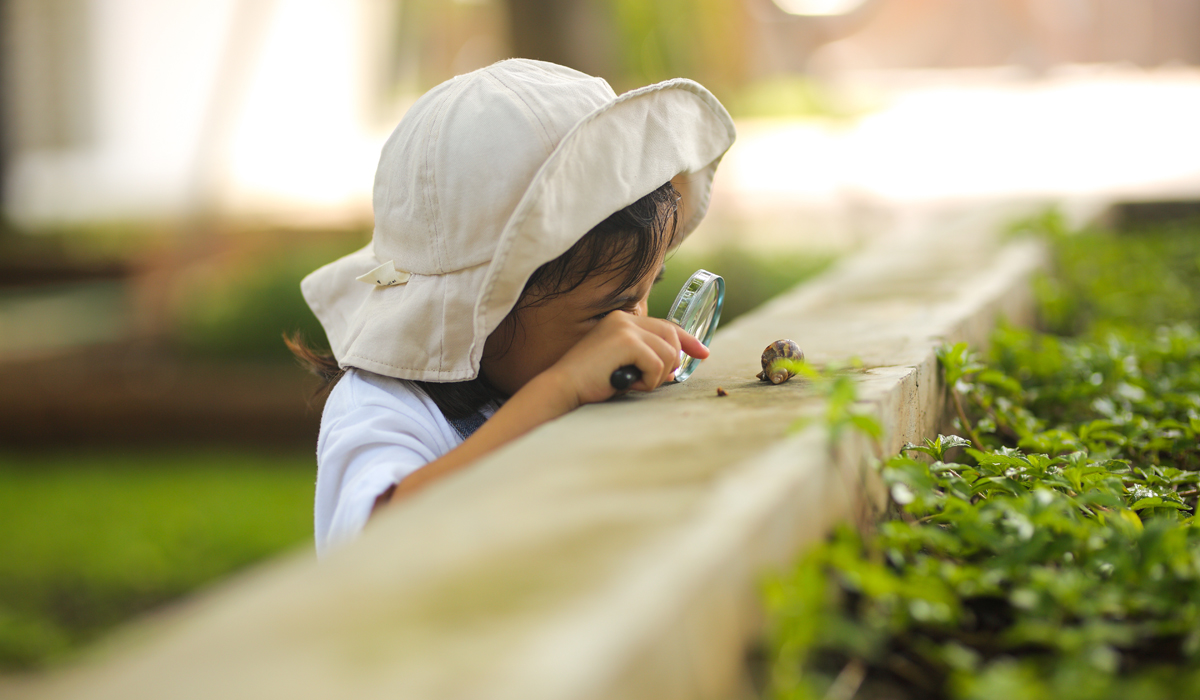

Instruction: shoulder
[319,368,469,465]
[314,369,462,556]
[328,367,435,414]
[323,369,454,433]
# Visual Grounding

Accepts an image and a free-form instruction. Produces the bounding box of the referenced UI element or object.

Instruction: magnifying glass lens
[667,269,724,383]
[609,268,725,390]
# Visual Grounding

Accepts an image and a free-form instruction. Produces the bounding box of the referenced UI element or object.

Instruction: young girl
[292,59,736,557]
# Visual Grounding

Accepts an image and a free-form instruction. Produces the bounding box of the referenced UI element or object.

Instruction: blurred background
[3,0,1200,676]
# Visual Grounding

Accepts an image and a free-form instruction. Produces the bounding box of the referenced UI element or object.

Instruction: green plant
[782,358,883,446]
[762,214,1200,699]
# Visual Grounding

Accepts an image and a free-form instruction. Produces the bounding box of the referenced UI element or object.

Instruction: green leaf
[1130,498,1190,512]
[1115,508,1145,532]
[848,413,882,440]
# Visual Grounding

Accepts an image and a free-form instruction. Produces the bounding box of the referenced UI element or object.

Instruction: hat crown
[301,60,735,382]
[372,60,616,275]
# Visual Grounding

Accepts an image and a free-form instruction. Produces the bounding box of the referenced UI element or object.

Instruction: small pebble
[716,387,728,397]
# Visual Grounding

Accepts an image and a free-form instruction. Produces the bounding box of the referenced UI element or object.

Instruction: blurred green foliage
[381,0,861,121]
[1024,210,1200,338]
[173,237,364,360]
[648,247,833,326]
[610,0,746,96]
[608,0,854,119]
[763,213,1200,699]
[0,451,313,670]
[174,240,831,361]
[728,75,851,120]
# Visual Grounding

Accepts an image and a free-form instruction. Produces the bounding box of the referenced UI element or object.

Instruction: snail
[756,339,804,385]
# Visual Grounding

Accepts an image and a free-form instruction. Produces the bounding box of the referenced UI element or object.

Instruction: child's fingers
[623,316,710,386]
[634,331,683,388]
[625,341,667,392]
[629,315,699,361]
[580,313,712,398]
[633,315,710,362]
[672,324,711,360]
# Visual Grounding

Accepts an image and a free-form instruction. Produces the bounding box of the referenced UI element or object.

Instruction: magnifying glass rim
[667,268,724,382]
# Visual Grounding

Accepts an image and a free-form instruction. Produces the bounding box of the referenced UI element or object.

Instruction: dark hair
[287,180,680,420]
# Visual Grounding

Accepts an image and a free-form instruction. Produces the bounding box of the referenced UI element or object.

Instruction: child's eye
[592,300,640,321]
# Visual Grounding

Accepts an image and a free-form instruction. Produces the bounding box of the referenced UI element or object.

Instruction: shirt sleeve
[314,371,462,557]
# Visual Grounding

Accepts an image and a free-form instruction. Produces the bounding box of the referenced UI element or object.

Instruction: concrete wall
[20,202,1049,700]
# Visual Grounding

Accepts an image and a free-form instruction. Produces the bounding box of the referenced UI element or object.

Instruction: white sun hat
[301,59,736,382]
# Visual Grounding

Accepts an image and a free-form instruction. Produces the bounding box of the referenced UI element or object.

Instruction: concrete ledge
[27,206,1047,700]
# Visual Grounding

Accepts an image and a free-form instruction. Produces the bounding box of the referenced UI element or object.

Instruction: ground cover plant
[0,450,313,670]
[763,212,1200,699]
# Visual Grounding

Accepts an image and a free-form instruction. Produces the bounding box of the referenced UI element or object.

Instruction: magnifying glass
[609,269,725,390]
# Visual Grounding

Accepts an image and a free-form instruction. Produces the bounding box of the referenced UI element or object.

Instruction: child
[292,59,736,557]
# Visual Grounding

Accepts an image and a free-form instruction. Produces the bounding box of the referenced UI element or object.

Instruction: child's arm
[379,313,709,503]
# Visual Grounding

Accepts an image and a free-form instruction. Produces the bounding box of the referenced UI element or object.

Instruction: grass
[0,449,314,670]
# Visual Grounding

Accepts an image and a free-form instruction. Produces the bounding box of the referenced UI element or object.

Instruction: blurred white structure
[771,0,871,16]
[699,65,1200,254]
[4,0,1199,230]
[4,0,398,226]
[722,67,1200,206]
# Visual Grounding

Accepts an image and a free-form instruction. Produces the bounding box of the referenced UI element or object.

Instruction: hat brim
[307,78,735,382]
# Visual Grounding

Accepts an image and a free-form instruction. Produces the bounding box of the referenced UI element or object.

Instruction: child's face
[480,256,668,397]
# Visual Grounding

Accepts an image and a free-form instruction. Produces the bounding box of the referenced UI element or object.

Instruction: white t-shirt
[313,368,492,557]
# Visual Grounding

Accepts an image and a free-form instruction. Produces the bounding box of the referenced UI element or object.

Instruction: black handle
[609,364,641,391]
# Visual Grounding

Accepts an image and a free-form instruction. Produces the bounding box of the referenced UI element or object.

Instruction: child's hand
[386,313,708,503]
[543,312,710,407]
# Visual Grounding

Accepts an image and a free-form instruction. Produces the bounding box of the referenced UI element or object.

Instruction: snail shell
[756,339,803,384]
